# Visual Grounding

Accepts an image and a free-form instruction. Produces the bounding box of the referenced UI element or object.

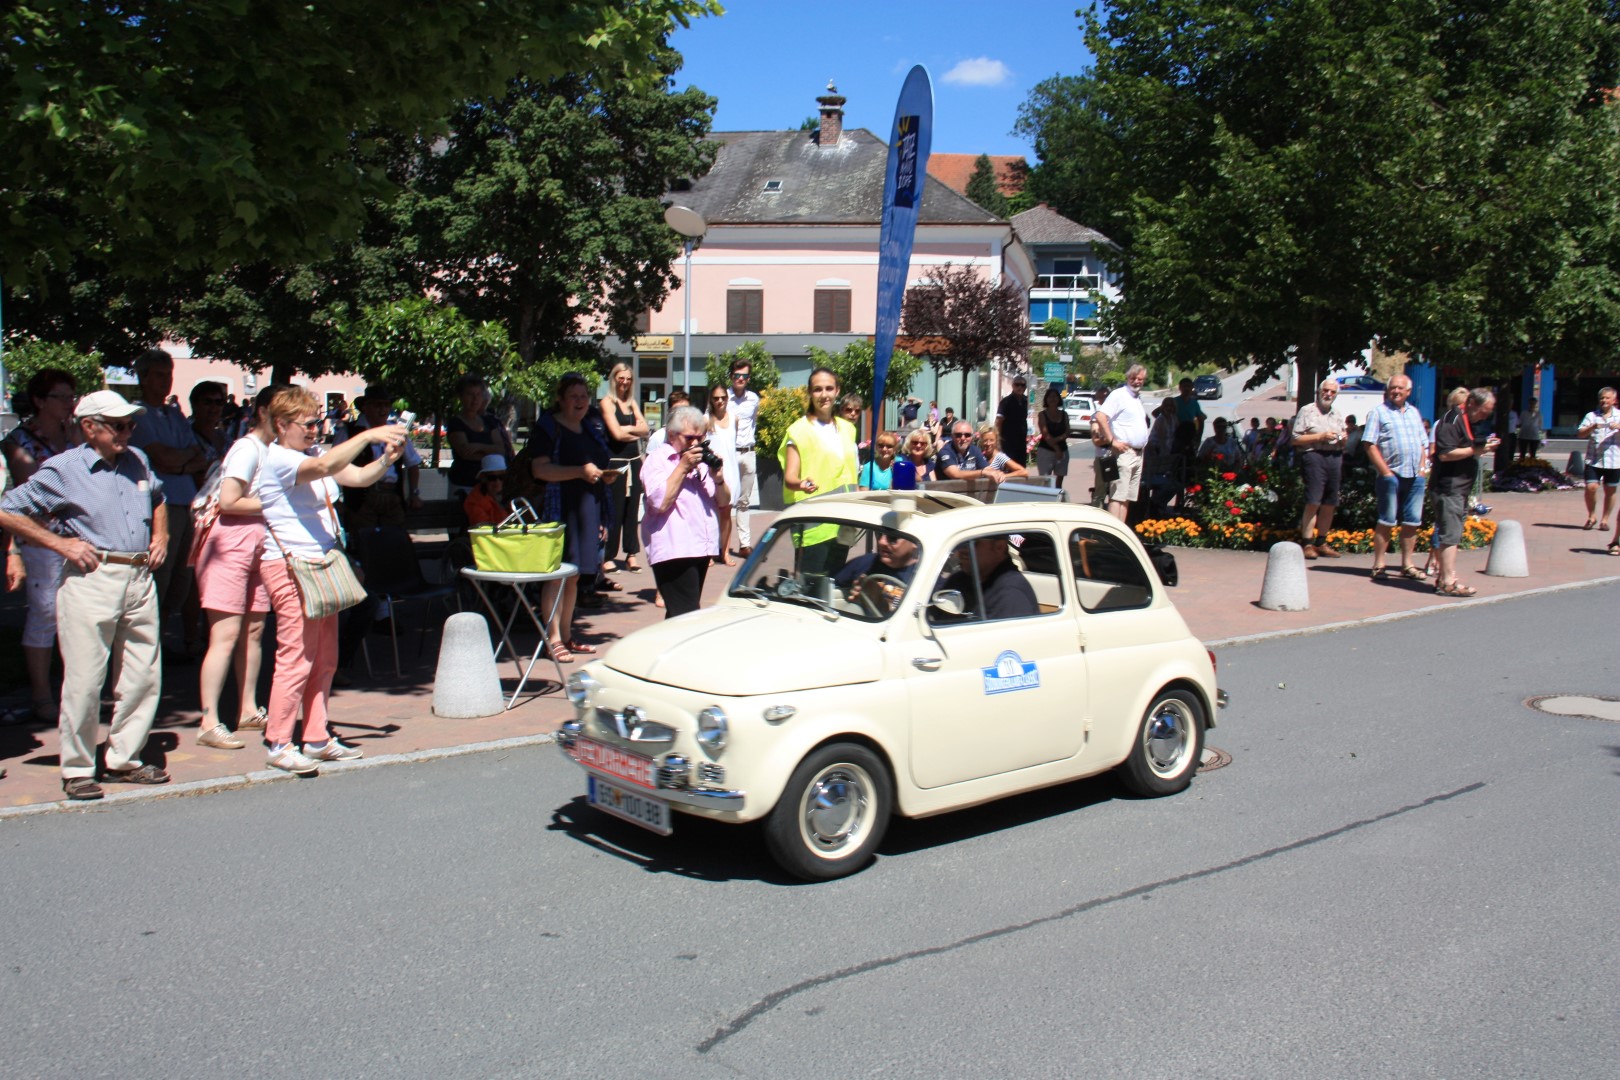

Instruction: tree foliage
[1015,0,1620,399]
[1,0,721,287]
[335,297,517,464]
[805,339,923,407]
[900,263,1031,378]
[392,50,717,367]
[703,341,782,395]
[964,153,1009,218]
[2,337,105,407]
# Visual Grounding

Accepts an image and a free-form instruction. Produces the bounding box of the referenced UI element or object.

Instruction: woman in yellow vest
[779,367,860,575]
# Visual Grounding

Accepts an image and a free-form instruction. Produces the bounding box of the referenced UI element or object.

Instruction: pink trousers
[263,559,337,747]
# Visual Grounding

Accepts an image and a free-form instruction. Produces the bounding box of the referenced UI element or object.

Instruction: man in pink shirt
[640,406,732,617]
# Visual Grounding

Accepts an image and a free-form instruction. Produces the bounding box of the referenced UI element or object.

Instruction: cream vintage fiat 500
[558,490,1222,880]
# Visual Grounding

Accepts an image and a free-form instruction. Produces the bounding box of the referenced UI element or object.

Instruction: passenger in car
[939,535,1039,621]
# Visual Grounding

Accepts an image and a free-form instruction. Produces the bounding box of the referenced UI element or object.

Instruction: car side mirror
[929,589,966,616]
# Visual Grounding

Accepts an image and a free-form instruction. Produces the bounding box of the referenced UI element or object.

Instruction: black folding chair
[351,526,459,677]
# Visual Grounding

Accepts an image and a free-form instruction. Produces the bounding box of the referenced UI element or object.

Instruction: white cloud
[941,57,1011,87]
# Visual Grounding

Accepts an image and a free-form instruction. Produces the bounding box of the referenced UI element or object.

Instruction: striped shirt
[1362,401,1428,478]
[0,444,163,552]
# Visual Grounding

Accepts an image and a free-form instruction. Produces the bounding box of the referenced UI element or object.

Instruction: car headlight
[565,671,599,709]
[696,706,729,755]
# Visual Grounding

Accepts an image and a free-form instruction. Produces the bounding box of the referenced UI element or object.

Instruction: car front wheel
[1118,688,1205,797]
[764,743,892,881]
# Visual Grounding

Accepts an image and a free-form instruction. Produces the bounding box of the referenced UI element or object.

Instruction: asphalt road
[3,585,1617,1079]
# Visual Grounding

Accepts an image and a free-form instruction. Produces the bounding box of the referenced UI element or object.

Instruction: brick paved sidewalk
[2,487,1611,812]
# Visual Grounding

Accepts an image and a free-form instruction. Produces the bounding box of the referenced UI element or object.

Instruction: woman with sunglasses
[598,361,648,574]
[641,406,731,617]
[258,388,407,775]
[704,384,742,565]
[1,367,80,721]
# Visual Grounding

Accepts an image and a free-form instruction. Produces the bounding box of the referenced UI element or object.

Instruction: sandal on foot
[62,777,104,801]
[1370,566,1388,580]
[545,641,575,664]
[1583,518,1598,530]
[566,640,598,655]
[596,579,624,593]
[623,560,642,573]
[1436,581,1478,597]
[1399,565,1426,580]
[1608,542,1620,556]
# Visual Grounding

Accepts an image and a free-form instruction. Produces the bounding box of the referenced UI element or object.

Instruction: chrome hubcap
[802,765,870,852]
[1145,701,1192,774]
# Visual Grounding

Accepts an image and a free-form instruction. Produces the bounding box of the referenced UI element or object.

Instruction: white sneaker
[267,745,320,776]
[303,738,363,762]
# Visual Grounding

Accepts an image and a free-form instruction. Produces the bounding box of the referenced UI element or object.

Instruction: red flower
[1186,484,1202,494]
[1257,473,1268,482]
[1213,453,1225,461]
[1221,471,1237,481]
[1224,500,1237,510]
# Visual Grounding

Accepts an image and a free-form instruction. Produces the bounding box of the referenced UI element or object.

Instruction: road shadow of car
[548,796,798,885]
[548,771,1138,883]
[879,773,1121,858]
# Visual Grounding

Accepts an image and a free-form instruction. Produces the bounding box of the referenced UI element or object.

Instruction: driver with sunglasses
[832,529,921,614]
[0,391,173,800]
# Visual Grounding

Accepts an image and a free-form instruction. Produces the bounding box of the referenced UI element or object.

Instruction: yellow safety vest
[779,415,858,547]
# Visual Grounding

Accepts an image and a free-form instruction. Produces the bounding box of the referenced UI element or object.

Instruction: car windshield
[730,519,924,623]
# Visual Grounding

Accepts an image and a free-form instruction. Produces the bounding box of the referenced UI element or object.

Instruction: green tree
[1,0,722,287]
[392,49,717,367]
[1,338,105,405]
[336,297,517,466]
[804,339,924,411]
[703,341,782,395]
[1015,0,1620,400]
[964,153,1009,217]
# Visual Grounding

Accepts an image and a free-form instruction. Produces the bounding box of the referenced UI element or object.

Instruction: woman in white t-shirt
[192,385,282,750]
[257,388,406,776]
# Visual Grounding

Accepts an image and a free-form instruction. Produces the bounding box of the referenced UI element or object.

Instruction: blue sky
[669,0,1095,160]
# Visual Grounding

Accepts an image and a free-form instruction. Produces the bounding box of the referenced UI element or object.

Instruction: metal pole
[682,239,694,392]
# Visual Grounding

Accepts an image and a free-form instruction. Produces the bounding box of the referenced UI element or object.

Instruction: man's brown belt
[99,551,150,566]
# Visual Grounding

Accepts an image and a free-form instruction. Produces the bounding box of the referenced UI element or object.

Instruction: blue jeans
[1375,473,1427,527]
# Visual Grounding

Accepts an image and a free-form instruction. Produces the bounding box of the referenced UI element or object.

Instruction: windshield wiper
[773,591,840,620]
[730,584,770,607]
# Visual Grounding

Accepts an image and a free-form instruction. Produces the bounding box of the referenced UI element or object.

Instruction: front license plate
[588,774,672,836]
[573,735,655,788]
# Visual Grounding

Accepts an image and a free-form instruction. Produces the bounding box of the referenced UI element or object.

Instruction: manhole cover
[1526,695,1620,722]
[1199,746,1232,772]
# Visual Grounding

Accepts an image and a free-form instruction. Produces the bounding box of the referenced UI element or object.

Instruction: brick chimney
[816,80,845,147]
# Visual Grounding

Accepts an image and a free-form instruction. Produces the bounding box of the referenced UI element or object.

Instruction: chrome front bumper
[558,721,745,812]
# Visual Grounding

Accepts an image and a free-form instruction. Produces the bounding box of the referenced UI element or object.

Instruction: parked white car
[558,491,1224,880]
[1064,394,1097,436]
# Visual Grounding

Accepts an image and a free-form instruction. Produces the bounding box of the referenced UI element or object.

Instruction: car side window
[1069,528,1154,613]
[928,531,1048,625]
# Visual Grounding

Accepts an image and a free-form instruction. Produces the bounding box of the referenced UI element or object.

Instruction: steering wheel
[852,573,908,617]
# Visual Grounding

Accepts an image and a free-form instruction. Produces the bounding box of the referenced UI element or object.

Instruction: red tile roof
[926,154,1028,198]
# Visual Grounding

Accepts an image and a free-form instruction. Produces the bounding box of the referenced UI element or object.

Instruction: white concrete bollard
[1483,519,1530,577]
[1566,450,1585,477]
[432,611,507,718]
[1259,541,1310,611]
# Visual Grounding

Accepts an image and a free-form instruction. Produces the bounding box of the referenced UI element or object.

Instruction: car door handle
[912,657,942,671]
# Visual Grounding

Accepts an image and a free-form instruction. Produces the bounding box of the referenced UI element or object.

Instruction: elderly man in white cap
[0,390,171,800]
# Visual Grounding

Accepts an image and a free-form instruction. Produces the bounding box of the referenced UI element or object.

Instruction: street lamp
[663,204,708,392]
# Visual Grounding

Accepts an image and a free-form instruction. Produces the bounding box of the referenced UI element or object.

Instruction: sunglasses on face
[93,418,136,434]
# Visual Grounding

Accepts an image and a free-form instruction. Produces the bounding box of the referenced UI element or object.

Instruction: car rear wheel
[1118,689,1205,797]
[764,743,892,881]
